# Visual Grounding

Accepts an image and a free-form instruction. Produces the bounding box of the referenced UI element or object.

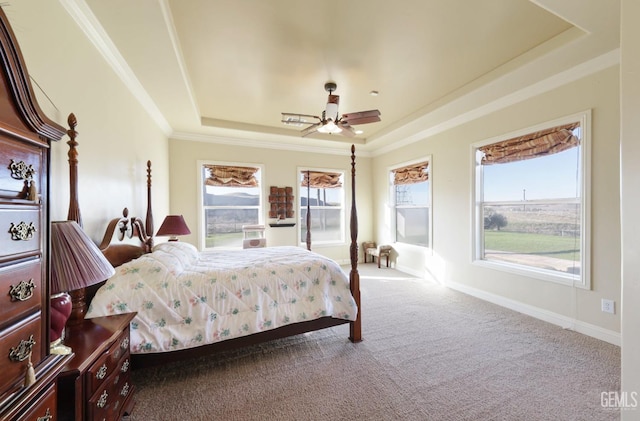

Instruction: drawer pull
[97,390,108,408]
[121,359,130,373]
[120,338,129,350]
[36,408,52,421]
[96,363,108,380]
[9,279,35,301]
[9,159,36,181]
[9,335,36,362]
[9,221,37,241]
[120,382,130,397]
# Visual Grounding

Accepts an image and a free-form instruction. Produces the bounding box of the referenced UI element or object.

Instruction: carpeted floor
[129,264,620,420]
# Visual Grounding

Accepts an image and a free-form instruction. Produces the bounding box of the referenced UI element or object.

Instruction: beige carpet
[130,264,620,420]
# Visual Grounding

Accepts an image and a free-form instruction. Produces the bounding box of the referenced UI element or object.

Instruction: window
[390,159,431,247]
[473,111,591,288]
[200,163,263,249]
[299,169,345,245]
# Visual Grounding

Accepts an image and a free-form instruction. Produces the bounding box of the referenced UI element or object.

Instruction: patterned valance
[301,171,343,189]
[392,162,429,185]
[205,165,259,187]
[479,122,580,165]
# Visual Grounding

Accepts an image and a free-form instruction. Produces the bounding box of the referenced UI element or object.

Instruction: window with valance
[201,163,263,249]
[299,169,345,245]
[390,160,431,247]
[474,114,590,288]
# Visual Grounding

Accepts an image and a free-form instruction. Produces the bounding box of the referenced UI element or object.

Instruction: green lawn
[205,232,243,248]
[484,230,580,261]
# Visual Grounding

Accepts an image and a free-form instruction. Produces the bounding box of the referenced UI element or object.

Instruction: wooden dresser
[0,5,71,421]
[57,314,136,421]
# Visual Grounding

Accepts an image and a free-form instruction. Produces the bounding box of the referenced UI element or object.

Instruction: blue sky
[483,146,581,202]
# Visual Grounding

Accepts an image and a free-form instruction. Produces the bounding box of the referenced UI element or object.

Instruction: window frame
[297,166,346,247]
[389,156,433,249]
[197,160,265,250]
[471,110,592,289]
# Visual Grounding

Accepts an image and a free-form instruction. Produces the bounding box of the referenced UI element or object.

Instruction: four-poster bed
[66,117,361,369]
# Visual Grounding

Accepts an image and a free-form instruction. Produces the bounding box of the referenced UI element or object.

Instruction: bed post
[349,144,362,342]
[145,160,154,238]
[66,113,82,226]
[306,169,311,251]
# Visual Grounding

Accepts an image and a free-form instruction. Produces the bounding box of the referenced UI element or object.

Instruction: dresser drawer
[0,313,43,395]
[0,135,42,201]
[15,381,57,421]
[85,326,131,398]
[0,260,42,330]
[87,363,133,421]
[57,314,136,421]
[0,208,41,260]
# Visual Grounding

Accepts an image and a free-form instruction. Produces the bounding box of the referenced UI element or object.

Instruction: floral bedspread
[86,242,357,354]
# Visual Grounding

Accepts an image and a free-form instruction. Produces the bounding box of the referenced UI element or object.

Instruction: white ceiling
[75,0,618,153]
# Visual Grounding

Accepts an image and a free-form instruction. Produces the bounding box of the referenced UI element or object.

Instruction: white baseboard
[445,280,621,346]
[394,263,426,279]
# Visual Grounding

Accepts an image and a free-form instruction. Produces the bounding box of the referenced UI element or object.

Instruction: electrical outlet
[601,299,615,314]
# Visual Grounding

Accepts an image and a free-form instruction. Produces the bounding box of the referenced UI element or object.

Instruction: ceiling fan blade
[301,122,322,137]
[341,109,381,125]
[281,113,321,126]
[337,121,356,137]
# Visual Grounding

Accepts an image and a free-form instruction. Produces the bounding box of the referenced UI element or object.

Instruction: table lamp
[50,220,115,354]
[156,215,191,241]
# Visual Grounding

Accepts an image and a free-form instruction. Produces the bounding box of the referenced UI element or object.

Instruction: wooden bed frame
[66,116,362,368]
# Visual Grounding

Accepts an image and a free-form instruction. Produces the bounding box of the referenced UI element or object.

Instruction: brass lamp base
[50,338,72,355]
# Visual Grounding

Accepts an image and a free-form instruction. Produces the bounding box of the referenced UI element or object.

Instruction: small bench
[363,242,392,268]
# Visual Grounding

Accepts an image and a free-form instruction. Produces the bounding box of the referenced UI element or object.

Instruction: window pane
[476,118,587,285]
[204,208,259,248]
[483,147,581,202]
[300,188,342,207]
[299,169,344,243]
[482,203,581,274]
[300,208,342,242]
[396,182,429,206]
[204,186,260,206]
[396,207,429,247]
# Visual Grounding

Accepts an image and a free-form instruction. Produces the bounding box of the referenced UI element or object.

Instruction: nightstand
[57,313,136,421]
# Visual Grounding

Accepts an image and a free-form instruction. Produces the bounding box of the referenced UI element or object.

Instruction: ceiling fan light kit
[281,81,381,138]
[317,120,342,134]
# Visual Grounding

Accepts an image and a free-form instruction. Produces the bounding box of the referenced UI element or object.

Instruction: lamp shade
[51,220,115,294]
[156,215,191,240]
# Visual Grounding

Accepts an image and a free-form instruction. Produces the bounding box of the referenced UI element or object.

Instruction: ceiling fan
[281,82,381,138]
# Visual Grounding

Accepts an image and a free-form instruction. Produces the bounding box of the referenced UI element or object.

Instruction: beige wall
[620,0,640,414]
[167,139,372,263]
[371,66,621,339]
[6,1,170,242]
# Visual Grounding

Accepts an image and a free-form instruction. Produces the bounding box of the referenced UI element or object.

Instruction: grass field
[484,230,580,262]
[205,232,243,248]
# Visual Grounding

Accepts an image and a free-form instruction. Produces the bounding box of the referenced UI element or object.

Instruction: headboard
[97,207,150,267]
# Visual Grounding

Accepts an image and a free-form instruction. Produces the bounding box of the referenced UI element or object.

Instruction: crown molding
[60,0,172,135]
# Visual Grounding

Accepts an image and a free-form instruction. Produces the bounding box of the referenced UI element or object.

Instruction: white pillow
[152,241,199,264]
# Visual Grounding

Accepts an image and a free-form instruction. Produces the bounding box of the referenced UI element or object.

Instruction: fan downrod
[324,82,337,93]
